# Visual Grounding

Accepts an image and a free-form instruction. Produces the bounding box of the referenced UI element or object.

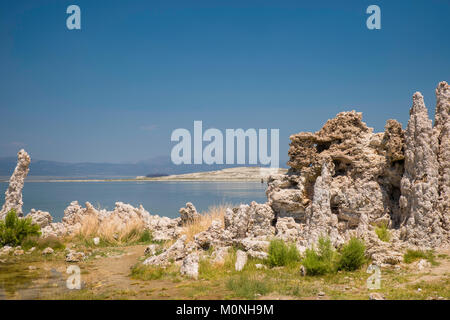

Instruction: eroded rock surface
[0,149,31,218]
[267,81,449,250]
[400,93,442,247]
[143,236,188,267]
[41,200,181,240]
[179,202,200,224]
[26,209,52,228]
[180,252,199,279]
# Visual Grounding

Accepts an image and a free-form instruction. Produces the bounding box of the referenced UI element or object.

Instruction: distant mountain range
[0,155,287,178]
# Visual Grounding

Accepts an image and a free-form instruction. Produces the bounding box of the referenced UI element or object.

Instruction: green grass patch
[403,249,438,265]
[267,239,300,267]
[130,263,179,281]
[226,274,272,299]
[375,224,391,242]
[22,235,65,251]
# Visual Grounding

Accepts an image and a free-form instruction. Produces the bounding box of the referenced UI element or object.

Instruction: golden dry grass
[181,204,229,242]
[74,214,145,245]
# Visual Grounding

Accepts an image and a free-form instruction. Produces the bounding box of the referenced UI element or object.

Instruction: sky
[0,0,449,164]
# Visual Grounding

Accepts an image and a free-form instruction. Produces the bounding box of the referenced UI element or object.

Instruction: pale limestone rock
[144,244,160,256]
[26,209,52,228]
[13,249,24,256]
[211,246,230,264]
[369,293,385,300]
[44,200,180,241]
[65,250,86,262]
[238,238,269,254]
[275,217,303,242]
[265,82,449,251]
[235,250,247,271]
[147,215,181,241]
[224,201,275,239]
[266,174,309,221]
[0,149,31,218]
[194,220,232,249]
[143,235,187,267]
[0,246,13,256]
[400,92,443,247]
[417,259,431,271]
[180,252,199,279]
[42,247,54,255]
[434,81,450,232]
[247,250,268,260]
[306,162,342,246]
[41,222,69,238]
[179,202,200,224]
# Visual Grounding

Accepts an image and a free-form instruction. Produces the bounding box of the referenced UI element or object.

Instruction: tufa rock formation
[179,202,200,224]
[267,81,449,249]
[399,92,441,246]
[0,149,31,219]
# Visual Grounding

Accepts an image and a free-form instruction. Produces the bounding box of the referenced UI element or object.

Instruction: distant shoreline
[0,167,288,183]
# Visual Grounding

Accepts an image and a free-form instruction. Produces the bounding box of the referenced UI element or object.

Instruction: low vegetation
[0,209,41,246]
[336,238,366,271]
[1,233,448,300]
[72,214,154,246]
[404,249,438,265]
[226,274,272,299]
[302,237,366,275]
[375,223,391,242]
[302,237,338,275]
[22,235,65,251]
[267,239,300,267]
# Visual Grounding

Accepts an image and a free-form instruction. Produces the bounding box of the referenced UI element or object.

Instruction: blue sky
[0,0,449,164]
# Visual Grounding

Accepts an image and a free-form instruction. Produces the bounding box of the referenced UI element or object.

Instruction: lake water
[0,181,267,222]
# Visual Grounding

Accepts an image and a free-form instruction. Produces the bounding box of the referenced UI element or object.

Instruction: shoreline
[0,167,288,183]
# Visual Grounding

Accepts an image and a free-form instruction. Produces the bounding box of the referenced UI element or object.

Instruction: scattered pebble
[369,292,385,300]
[13,249,24,256]
[299,265,306,276]
[42,247,54,255]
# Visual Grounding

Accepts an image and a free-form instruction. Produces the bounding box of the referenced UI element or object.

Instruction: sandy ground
[1,245,449,300]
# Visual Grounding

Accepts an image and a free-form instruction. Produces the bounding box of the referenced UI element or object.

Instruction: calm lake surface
[0,181,267,222]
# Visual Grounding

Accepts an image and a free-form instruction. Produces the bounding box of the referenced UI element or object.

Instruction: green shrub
[404,249,438,265]
[375,224,391,242]
[267,239,300,267]
[0,209,41,247]
[137,230,153,243]
[337,237,366,271]
[301,237,337,275]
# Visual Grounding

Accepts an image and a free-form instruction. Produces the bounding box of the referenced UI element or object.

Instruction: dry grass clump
[181,204,229,242]
[74,214,147,245]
